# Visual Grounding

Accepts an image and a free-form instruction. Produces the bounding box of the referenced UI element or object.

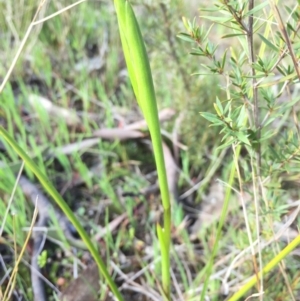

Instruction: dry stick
[246,0,264,296]
[246,0,260,167]
[26,0,50,54]
[0,0,46,94]
[247,0,259,135]
[0,0,87,93]
[2,205,38,301]
[116,108,175,131]
[170,268,185,301]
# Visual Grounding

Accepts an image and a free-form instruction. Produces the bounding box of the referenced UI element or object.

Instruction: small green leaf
[221,49,228,69]
[215,97,224,115]
[177,33,195,43]
[258,33,279,52]
[244,1,269,17]
[200,112,222,124]
[214,103,222,116]
[222,33,246,38]
[216,138,235,150]
[235,132,251,145]
[258,73,297,87]
[224,101,231,114]
[236,105,247,127]
[38,250,47,268]
[191,48,205,56]
[203,24,215,41]
[182,16,192,32]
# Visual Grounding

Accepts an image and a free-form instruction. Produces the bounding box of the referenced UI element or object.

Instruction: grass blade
[0,126,124,301]
[228,233,300,301]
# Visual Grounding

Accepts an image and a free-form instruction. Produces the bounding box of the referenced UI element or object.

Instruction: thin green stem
[228,233,300,301]
[114,1,171,298]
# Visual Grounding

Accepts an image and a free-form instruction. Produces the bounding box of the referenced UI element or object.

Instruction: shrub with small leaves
[179,0,300,300]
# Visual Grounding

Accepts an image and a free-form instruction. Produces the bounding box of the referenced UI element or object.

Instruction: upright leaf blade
[114,1,171,299]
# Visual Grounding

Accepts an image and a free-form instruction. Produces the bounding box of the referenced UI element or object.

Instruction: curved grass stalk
[0,126,124,301]
[228,233,300,301]
[114,0,171,299]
